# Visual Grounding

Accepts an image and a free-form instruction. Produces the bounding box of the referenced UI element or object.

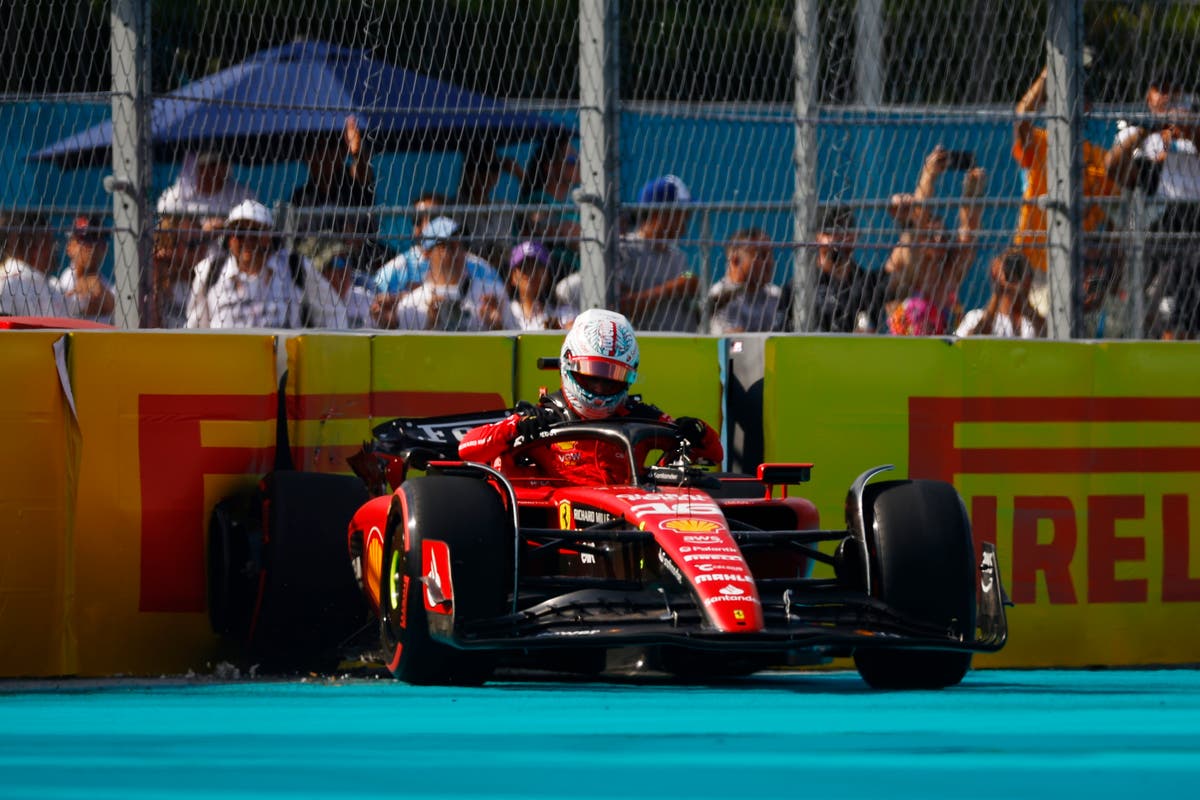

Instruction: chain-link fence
[3,1,1199,338]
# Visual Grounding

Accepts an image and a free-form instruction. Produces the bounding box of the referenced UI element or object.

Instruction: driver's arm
[459,401,562,463]
[458,414,524,464]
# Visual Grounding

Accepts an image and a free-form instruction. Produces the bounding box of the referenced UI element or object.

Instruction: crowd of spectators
[4,65,1200,339]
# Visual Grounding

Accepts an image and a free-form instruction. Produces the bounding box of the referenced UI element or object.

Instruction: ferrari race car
[208,388,1008,689]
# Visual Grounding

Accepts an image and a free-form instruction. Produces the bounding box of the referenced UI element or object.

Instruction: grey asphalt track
[1,669,1198,799]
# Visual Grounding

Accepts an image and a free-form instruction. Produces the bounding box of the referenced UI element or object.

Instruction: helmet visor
[564,354,637,386]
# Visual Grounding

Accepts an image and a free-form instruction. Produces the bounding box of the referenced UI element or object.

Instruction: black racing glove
[514,402,560,443]
[674,416,708,446]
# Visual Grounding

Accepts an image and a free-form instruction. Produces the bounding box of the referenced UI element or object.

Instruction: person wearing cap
[371,192,505,300]
[811,205,888,333]
[380,216,516,331]
[52,214,115,324]
[1106,71,1200,339]
[706,228,790,335]
[308,235,377,329]
[155,150,257,231]
[185,200,334,329]
[0,209,68,318]
[616,174,700,332]
[150,212,208,328]
[506,240,569,330]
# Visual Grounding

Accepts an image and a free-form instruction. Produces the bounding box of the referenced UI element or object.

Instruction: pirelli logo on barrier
[137,389,506,615]
[909,397,1200,606]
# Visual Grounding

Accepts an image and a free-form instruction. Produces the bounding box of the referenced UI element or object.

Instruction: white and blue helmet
[560,309,640,420]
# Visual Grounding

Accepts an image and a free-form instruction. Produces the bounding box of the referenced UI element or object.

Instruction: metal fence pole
[578,0,619,313]
[854,0,884,107]
[1129,188,1148,339]
[107,0,152,330]
[791,0,819,333]
[1045,0,1083,339]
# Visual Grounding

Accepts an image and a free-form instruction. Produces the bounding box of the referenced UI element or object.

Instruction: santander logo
[719,584,745,596]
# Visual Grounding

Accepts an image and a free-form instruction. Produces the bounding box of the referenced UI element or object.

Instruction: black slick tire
[853,479,976,690]
[379,474,510,686]
[248,471,369,674]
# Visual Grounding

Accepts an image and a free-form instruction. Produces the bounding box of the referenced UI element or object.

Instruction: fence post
[1129,188,1148,338]
[107,0,152,330]
[1045,0,1083,339]
[578,0,619,313]
[791,0,819,332]
[854,0,884,107]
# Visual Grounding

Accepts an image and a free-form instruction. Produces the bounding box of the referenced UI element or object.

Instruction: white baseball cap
[226,199,274,229]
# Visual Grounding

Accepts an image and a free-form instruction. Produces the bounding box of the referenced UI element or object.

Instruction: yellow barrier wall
[6,331,1199,675]
[68,332,279,675]
[286,333,374,473]
[0,333,72,676]
[765,336,1200,667]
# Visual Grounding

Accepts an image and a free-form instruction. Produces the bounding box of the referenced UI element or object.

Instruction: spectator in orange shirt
[1011,64,1121,276]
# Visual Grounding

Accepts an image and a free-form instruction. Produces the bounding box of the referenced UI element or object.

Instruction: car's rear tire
[379,474,510,685]
[853,479,976,690]
[244,471,369,674]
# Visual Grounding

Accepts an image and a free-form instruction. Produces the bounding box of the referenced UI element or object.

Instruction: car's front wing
[447,544,1009,655]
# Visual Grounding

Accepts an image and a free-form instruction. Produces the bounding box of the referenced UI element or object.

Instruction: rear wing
[372,409,512,460]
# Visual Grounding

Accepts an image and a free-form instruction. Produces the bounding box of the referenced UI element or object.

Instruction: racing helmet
[560,309,640,420]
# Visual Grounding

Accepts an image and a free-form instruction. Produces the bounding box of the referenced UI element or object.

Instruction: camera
[944,150,976,170]
[999,251,1031,284]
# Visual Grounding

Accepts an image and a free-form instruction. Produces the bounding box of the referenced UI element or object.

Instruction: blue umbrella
[29,40,571,167]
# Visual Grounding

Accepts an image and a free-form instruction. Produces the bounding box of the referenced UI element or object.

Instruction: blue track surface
[2,670,1198,799]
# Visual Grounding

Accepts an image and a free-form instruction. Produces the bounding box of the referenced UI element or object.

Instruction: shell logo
[661,518,721,533]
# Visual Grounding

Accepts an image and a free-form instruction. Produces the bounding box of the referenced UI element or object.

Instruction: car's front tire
[379,474,511,685]
[852,479,976,690]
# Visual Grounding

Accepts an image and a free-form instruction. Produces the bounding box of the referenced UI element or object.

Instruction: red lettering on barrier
[910,396,1200,606]
[1087,495,1147,603]
[138,389,508,614]
[909,397,1200,482]
[1163,494,1200,602]
[139,394,277,613]
[1012,496,1077,604]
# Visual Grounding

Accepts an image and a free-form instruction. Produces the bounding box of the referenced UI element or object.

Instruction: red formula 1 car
[209,394,1008,689]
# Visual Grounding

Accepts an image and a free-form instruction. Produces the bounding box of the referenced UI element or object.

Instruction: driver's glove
[674,416,708,446]
[514,402,560,443]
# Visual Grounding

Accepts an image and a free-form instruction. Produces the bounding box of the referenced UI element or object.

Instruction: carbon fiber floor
[2,669,1198,798]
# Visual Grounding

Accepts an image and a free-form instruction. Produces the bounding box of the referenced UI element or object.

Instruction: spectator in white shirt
[506,240,569,330]
[955,249,1046,339]
[383,216,516,331]
[0,209,68,318]
[155,151,257,231]
[185,200,333,329]
[309,240,377,329]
